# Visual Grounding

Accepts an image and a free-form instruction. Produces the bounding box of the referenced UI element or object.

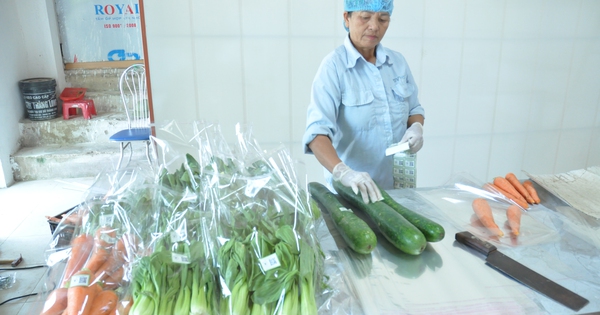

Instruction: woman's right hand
[333,162,382,203]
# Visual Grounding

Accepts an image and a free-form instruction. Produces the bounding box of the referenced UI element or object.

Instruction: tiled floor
[0,177,94,315]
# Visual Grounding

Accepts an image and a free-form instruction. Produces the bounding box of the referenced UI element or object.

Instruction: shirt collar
[344,35,392,68]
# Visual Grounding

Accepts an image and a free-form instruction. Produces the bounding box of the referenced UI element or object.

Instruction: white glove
[332,162,382,203]
[400,122,424,153]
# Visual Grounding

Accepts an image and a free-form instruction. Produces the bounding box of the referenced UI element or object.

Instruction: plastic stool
[63,99,97,120]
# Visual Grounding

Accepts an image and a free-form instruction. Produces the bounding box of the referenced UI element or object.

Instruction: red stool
[63,99,97,120]
[60,87,96,120]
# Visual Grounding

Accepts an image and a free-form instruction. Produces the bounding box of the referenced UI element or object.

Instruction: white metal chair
[109,64,152,169]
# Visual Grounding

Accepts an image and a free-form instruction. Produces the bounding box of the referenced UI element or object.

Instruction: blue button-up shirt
[303,35,424,190]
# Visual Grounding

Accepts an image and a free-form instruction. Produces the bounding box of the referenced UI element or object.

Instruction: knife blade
[385,141,410,156]
[455,231,589,311]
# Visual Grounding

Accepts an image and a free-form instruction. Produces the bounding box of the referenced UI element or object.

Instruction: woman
[302,0,425,203]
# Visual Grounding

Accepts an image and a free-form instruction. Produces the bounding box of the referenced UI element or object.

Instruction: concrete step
[19,112,129,147]
[11,142,151,181]
[79,90,124,114]
[64,68,126,92]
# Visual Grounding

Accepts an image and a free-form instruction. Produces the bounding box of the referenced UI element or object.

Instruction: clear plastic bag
[417,172,560,247]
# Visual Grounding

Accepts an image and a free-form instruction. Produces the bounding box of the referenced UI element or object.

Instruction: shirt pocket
[392,76,415,101]
[340,89,375,131]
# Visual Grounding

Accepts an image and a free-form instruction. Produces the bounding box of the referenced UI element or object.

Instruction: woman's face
[344,11,390,53]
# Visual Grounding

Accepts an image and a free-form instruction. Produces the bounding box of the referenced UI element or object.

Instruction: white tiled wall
[144,0,600,188]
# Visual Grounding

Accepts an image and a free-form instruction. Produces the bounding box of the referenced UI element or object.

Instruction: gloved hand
[332,162,382,203]
[400,122,424,153]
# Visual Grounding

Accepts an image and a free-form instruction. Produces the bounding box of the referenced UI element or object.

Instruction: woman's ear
[343,11,350,29]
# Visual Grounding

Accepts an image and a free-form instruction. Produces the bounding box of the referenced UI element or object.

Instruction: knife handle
[455,231,497,256]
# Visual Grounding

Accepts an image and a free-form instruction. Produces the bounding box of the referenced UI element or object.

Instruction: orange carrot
[523,180,541,204]
[66,269,101,315]
[506,205,522,236]
[61,233,95,287]
[472,198,504,237]
[93,235,128,283]
[40,287,68,315]
[493,177,526,203]
[505,173,535,204]
[87,289,118,315]
[84,227,117,273]
[103,266,125,290]
[484,183,529,210]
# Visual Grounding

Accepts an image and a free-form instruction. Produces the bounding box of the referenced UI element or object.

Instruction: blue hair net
[344,0,394,15]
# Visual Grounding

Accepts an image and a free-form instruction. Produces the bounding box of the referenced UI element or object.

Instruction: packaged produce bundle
[37,121,327,315]
[37,167,154,315]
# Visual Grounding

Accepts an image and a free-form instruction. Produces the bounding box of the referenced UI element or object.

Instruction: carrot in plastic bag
[505,173,535,204]
[61,233,94,287]
[39,287,68,315]
[493,177,526,203]
[66,269,101,315]
[93,235,129,283]
[472,198,504,237]
[523,180,541,204]
[84,226,117,273]
[88,289,118,315]
[506,205,522,236]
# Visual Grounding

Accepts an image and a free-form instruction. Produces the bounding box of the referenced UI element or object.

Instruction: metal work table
[316,182,600,315]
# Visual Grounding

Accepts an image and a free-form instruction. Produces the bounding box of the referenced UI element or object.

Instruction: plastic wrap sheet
[324,188,544,315]
[418,172,560,248]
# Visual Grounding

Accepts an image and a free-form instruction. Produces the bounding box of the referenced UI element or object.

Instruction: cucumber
[378,186,445,242]
[333,180,427,255]
[309,182,377,254]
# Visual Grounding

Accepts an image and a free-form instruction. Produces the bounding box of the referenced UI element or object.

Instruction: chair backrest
[120,64,149,129]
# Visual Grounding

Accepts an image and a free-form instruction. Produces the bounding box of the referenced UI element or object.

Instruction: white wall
[143,0,600,187]
[0,0,65,188]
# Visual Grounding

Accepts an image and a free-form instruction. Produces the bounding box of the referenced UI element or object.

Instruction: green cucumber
[333,180,427,255]
[308,182,377,254]
[378,186,445,242]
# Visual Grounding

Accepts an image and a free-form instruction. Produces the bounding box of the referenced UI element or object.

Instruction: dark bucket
[18,78,57,121]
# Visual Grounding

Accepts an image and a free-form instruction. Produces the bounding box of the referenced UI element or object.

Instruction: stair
[10,68,148,181]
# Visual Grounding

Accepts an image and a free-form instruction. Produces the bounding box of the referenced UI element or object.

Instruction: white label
[171,253,190,264]
[70,274,90,287]
[339,207,353,213]
[99,214,114,226]
[259,253,281,271]
[170,230,187,243]
[100,233,117,245]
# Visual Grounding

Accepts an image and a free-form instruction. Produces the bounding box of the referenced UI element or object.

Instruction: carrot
[493,177,526,203]
[93,235,128,283]
[472,198,504,237]
[103,266,125,290]
[484,183,529,210]
[505,173,535,204]
[66,269,101,315]
[40,288,68,315]
[84,227,117,273]
[61,233,95,287]
[87,289,118,315]
[506,205,522,236]
[523,180,541,204]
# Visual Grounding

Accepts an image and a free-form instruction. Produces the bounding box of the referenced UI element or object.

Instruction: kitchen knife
[455,231,589,312]
[385,141,410,156]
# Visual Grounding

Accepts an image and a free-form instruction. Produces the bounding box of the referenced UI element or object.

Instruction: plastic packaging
[0,272,16,290]
[417,172,560,247]
[35,120,348,315]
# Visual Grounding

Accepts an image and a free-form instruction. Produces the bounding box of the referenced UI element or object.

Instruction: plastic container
[18,78,57,121]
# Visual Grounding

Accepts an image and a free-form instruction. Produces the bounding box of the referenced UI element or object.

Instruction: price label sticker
[339,207,353,213]
[70,274,90,287]
[99,214,114,226]
[172,252,190,264]
[259,253,281,271]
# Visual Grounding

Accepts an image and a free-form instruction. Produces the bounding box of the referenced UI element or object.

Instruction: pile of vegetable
[308,180,445,256]
[37,122,325,315]
[473,172,540,237]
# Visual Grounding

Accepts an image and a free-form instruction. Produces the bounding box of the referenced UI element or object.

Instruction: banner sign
[56,0,144,63]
